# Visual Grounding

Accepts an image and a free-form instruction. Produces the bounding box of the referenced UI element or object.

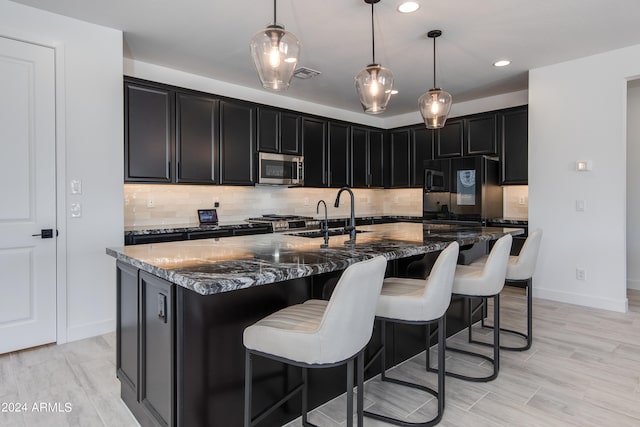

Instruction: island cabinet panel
[411,127,434,187]
[500,106,528,184]
[140,272,175,427]
[434,118,464,158]
[219,100,256,185]
[175,93,218,184]
[464,113,498,156]
[176,278,315,427]
[125,81,174,183]
[327,122,350,188]
[116,262,139,396]
[302,117,328,187]
[389,128,411,187]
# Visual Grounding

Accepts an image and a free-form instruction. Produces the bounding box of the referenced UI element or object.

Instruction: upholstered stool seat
[243,256,387,427]
[469,229,543,351]
[428,234,512,383]
[364,242,459,426]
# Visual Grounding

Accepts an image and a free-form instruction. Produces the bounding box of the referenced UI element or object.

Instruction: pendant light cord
[273,0,277,24]
[433,36,437,88]
[371,2,376,64]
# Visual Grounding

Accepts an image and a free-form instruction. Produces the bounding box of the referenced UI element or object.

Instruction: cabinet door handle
[157,293,167,323]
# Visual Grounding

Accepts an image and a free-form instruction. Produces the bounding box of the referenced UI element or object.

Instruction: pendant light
[419,30,452,129]
[250,0,300,91]
[355,0,394,114]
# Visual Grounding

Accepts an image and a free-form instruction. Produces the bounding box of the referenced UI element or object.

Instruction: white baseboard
[64,318,116,344]
[533,288,627,313]
[627,279,640,291]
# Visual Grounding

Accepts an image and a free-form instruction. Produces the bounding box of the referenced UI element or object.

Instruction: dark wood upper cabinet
[328,122,350,188]
[280,112,301,155]
[256,108,279,153]
[434,119,464,158]
[125,81,174,183]
[219,100,255,185]
[257,108,301,155]
[368,130,385,188]
[500,106,528,184]
[411,127,434,187]
[465,113,498,156]
[350,127,385,188]
[351,126,368,188]
[176,93,218,184]
[389,129,411,187]
[302,117,327,187]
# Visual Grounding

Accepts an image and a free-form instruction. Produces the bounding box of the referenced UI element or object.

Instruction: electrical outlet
[575,200,585,212]
[303,197,310,206]
[70,203,82,218]
[518,196,526,205]
[576,269,586,281]
[147,198,155,208]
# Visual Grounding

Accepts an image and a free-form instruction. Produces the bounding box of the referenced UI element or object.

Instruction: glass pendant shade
[355,64,394,114]
[419,88,452,129]
[250,25,300,91]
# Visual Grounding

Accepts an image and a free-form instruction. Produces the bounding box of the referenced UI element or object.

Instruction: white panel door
[0,37,56,354]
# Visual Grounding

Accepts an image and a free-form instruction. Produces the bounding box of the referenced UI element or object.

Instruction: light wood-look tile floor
[1,289,639,426]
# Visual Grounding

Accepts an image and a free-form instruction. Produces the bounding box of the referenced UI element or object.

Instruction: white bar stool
[469,228,543,351]
[363,242,459,426]
[429,234,512,382]
[243,256,387,427]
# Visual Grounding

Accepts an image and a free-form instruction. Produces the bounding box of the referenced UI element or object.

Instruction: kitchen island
[107,222,522,427]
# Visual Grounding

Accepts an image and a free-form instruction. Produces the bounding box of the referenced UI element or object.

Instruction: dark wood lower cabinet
[116,263,481,427]
[140,272,175,427]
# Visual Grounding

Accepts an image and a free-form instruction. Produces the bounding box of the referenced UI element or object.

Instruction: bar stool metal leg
[365,316,446,426]
[470,278,533,351]
[431,294,500,382]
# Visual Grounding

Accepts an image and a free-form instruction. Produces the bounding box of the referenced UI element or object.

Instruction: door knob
[32,229,55,239]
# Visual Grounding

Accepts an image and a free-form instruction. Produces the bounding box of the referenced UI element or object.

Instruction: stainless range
[246,214,320,233]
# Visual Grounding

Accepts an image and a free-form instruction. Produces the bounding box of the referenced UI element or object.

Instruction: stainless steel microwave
[257,152,304,185]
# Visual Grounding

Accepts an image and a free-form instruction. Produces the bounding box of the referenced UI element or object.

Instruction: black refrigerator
[423,156,503,225]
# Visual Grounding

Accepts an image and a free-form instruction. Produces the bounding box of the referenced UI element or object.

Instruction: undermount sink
[287,229,368,238]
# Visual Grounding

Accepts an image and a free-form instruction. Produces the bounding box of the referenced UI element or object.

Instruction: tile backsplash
[124,184,423,226]
[502,185,529,219]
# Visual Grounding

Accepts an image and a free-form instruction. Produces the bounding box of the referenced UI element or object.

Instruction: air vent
[294,67,322,79]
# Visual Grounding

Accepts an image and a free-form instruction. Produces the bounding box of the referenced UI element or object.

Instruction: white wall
[0,1,124,342]
[627,80,640,290]
[529,44,640,312]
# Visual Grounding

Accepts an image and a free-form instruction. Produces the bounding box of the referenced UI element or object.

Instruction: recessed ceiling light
[397,2,420,13]
[493,60,511,67]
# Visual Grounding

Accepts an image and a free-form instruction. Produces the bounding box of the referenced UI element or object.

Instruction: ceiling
[11,0,640,117]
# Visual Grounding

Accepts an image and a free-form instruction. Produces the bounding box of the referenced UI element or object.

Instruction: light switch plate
[70,179,82,194]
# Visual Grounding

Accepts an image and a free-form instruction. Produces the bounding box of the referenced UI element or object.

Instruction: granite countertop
[123,215,423,236]
[124,221,272,235]
[487,218,529,226]
[108,222,523,296]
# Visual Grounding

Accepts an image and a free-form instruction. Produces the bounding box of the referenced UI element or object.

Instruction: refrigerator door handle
[425,170,432,192]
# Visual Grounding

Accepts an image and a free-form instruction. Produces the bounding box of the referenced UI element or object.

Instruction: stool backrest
[423,242,460,320]
[480,234,513,295]
[318,256,387,364]
[508,228,543,280]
